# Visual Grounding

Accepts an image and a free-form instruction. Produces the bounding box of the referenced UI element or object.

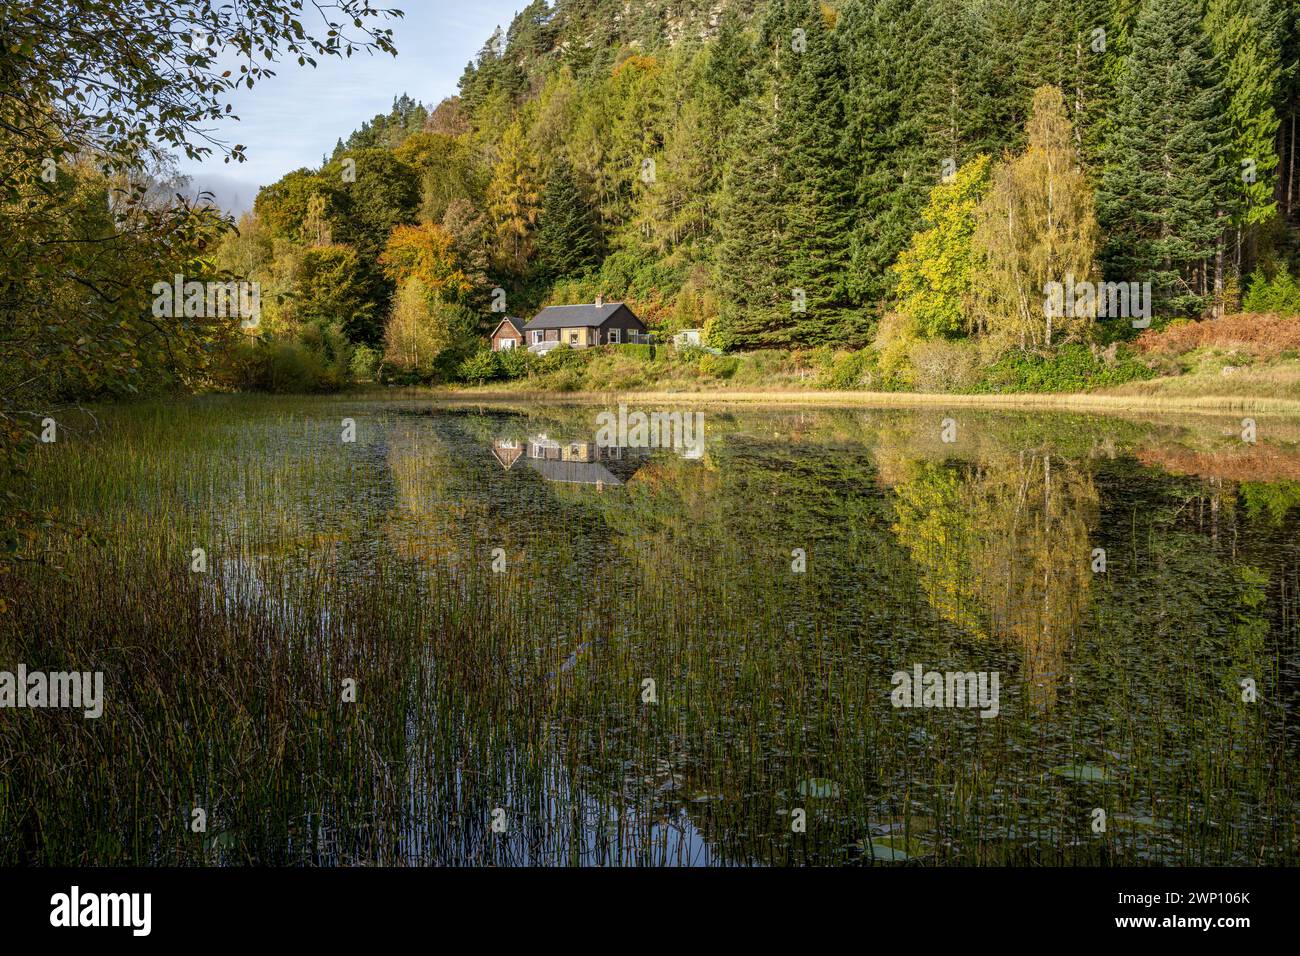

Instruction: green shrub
[807,345,836,373]
[595,249,681,302]
[584,353,655,390]
[380,364,425,386]
[1242,269,1300,316]
[497,346,533,380]
[225,340,329,393]
[872,311,920,390]
[698,353,739,379]
[543,343,586,370]
[816,349,876,390]
[974,343,1154,393]
[222,320,355,393]
[613,343,655,361]
[350,344,380,383]
[545,249,683,322]
[547,367,583,392]
[457,350,501,385]
[729,349,798,386]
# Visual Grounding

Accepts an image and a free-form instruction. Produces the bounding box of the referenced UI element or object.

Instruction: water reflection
[495,434,644,487]
[16,399,1298,866]
[349,403,1290,863]
[888,448,1097,709]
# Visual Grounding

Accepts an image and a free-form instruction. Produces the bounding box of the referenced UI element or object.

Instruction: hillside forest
[5,0,1300,405]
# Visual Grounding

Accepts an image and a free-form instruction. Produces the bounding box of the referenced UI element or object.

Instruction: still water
[4,397,1298,865]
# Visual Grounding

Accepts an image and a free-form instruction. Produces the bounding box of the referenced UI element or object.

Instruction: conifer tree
[714,95,788,348]
[1097,0,1234,317]
[703,6,755,108]
[842,0,973,305]
[535,158,600,278]
[1205,0,1284,276]
[1280,0,1300,226]
[776,0,861,344]
[486,122,542,276]
[718,0,861,349]
[959,0,1116,165]
[637,98,720,256]
[1030,0,1118,169]
[707,0,856,346]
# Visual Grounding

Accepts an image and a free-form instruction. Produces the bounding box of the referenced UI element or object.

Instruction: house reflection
[491,433,647,489]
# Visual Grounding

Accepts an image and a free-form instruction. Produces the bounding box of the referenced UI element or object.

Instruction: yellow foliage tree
[382,277,474,377]
[486,122,541,274]
[378,223,473,302]
[891,155,992,339]
[971,86,1100,351]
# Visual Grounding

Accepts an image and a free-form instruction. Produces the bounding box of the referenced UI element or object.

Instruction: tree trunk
[1213,227,1224,321]
[1235,224,1243,287]
[1288,110,1296,219]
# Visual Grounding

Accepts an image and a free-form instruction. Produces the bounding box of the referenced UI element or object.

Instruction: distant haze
[180,172,258,218]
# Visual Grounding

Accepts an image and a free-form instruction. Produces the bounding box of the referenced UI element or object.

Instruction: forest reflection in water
[373,401,1298,864]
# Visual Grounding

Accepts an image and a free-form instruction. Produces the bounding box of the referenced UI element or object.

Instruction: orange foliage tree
[378,223,474,303]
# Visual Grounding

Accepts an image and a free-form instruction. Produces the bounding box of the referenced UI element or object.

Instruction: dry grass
[400,385,1300,418]
[1102,361,1300,403]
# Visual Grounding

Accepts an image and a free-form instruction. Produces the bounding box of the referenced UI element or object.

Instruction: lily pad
[1050,764,1112,784]
[203,831,236,852]
[798,778,841,799]
[1110,814,1173,832]
[863,842,915,863]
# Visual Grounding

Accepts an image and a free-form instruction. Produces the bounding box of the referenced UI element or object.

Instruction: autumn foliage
[378,223,473,301]
[1135,313,1300,360]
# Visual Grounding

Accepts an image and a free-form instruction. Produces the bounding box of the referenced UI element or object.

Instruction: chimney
[595,293,604,307]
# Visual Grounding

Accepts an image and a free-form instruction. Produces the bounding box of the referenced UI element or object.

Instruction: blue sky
[179,1,524,214]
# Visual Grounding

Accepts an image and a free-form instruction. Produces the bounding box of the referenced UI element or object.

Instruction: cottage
[522,296,646,353]
[489,316,527,351]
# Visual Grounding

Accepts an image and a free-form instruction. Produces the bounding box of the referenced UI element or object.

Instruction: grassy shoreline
[381,385,1300,417]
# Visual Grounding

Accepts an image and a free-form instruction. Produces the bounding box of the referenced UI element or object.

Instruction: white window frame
[608,328,621,344]
[499,338,516,350]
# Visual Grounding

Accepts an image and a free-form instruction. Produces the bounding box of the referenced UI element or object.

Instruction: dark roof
[491,316,526,335]
[523,302,640,330]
